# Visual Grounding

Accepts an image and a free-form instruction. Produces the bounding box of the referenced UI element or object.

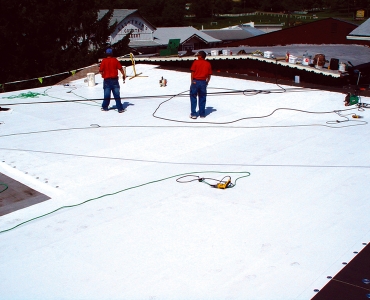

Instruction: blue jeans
[190,79,207,117]
[102,78,123,111]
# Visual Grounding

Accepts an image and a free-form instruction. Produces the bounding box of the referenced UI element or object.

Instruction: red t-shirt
[190,59,212,80]
[99,57,122,79]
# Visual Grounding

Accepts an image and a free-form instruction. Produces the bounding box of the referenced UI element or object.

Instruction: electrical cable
[1,147,370,168]
[151,87,367,126]
[176,171,250,188]
[0,170,250,234]
[4,81,366,129]
[0,119,366,140]
[1,64,369,238]
[0,86,314,106]
[0,99,367,140]
[63,85,100,106]
[1,74,369,234]
[326,110,360,125]
[0,81,368,172]
[5,83,364,128]
[0,92,181,106]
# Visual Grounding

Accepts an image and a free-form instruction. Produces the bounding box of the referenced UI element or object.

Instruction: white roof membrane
[0,64,369,300]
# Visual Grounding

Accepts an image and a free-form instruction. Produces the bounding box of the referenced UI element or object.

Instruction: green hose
[0,171,250,234]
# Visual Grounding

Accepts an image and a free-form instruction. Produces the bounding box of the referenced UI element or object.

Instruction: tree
[212,0,234,14]
[159,0,187,26]
[111,28,132,56]
[190,0,213,18]
[0,0,127,90]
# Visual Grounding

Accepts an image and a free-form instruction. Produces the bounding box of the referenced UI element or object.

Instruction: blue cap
[106,48,113,55]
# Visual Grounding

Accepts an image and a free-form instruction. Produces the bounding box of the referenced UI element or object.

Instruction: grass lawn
[184,10,365,30]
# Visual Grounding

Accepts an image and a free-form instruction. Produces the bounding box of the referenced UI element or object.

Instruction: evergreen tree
[191,0,213,18]
[100,0,188,26]
[111,28,132,56]
[160,0,187,26]
[212,0,234,14]
[0,0,127,90]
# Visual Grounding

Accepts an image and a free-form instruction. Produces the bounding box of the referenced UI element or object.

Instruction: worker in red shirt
[189,50,212,119]
[99,48,126,113]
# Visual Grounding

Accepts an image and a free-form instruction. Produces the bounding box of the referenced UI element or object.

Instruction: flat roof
[0,63,369,299]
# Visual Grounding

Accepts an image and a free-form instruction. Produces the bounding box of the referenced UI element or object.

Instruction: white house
[98,9,157,48]
[99,9,221,54]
